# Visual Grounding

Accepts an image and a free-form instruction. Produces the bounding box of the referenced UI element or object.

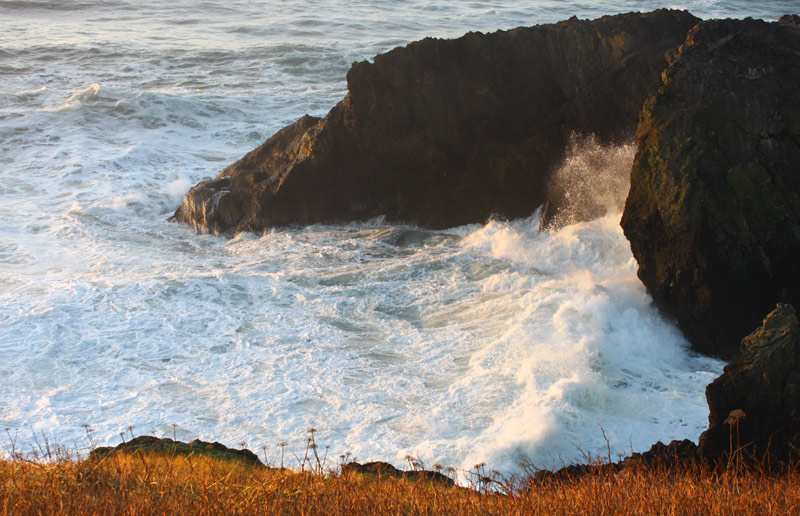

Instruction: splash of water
[541,133,635,231]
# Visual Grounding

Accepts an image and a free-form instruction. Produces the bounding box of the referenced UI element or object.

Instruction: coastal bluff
[171,9,698,233]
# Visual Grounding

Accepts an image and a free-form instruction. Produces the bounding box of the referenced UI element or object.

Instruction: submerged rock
[621,17,800,359]
[90,436,265,467]
[172,10,699,234]
[698,304,800,463]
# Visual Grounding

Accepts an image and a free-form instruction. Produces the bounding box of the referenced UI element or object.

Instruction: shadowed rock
[698,304,800,463]
[172,10,699,234]
[533,439,699,484]
[341,461,454,486]
[618,439,699,470]
[621,16,800,359]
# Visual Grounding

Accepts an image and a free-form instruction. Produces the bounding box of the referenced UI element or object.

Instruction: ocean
[0,0,793,474]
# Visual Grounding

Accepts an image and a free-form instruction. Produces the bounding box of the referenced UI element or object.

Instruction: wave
[0,207,724,475]
[0,0,131,11]
[53,83,101,111]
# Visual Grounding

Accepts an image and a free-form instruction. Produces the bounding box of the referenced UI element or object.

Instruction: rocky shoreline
[166,11,800,473]
[172,10,799,360]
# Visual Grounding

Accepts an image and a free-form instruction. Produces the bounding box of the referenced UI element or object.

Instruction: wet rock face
[172,10,699,234]
[170,115,321,233]
[621,17,800,359]
[698,305,800,463]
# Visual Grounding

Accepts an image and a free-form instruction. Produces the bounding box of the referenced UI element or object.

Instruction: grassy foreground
[2,452,800,516]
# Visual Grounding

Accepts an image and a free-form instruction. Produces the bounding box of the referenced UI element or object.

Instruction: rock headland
[171,9,698,234]
[621,16,800,359]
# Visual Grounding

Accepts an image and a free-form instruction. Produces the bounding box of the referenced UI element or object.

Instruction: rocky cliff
[621,16,800,359]
[171,9,699,234]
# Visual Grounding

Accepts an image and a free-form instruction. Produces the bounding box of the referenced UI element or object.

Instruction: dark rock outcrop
[90,436,265,468]
[698,304,800,463]
[533,439,699,484]
[172,10,699,234]
[621,17,800,359]
[618,439,699,469]
[341,461,454,486]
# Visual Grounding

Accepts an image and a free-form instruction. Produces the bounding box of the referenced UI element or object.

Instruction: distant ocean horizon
[0,0,793,475]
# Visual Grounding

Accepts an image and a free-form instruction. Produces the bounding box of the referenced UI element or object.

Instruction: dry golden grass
[2,452,800,516]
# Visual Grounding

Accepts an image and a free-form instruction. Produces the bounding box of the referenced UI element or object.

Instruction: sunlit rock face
[171,10,699,234]
[622,16,800,360]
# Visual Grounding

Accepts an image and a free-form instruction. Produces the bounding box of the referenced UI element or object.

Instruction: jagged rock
[532,462,619,484]
[172,10,699,234]
[779,14,800,26]
[618,439,698,469]
[620,17,800,359]
[697,304,800,463]
[533,439,698,484]
[341,461,454,486]
[89,436,265,468]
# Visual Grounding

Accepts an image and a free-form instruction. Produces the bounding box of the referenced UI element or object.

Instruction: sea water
[0,0,792,473]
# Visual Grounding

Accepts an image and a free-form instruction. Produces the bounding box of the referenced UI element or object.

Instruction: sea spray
[541,133,636,230]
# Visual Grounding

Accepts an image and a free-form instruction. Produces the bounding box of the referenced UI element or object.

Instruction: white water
[1,0,791,473]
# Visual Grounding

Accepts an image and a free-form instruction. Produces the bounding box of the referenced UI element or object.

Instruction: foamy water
[1,0,790,473]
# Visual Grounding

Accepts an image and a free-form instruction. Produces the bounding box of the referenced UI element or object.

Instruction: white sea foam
[0,207,723,474]
[1,0,783,476]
